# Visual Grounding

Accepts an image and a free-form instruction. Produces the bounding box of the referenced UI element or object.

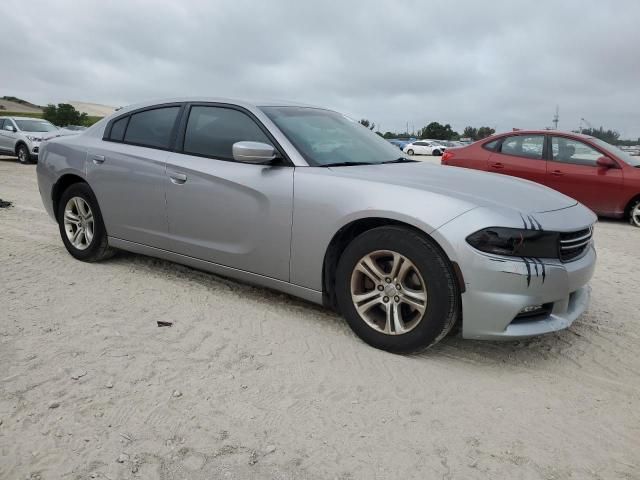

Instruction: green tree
[462,126,477,139]
[419,122,458,140]
[476,126,496,140]
[359,119,375,130]
[580,127,619,144]
[42,103,89,127]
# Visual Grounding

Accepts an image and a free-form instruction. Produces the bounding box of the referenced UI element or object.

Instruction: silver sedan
[36,98,597,353]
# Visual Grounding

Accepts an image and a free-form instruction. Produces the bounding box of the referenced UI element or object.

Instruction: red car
[441,130,640,227]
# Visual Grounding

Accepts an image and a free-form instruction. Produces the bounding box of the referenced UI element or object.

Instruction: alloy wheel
[63,197,94,250]
[632,203,640,227]
[350,250,428,335]
[18,148,28,163]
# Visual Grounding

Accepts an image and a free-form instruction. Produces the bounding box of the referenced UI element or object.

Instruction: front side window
[551,137,602,166]
[14,119,58,133]
[124,106,180,149]
[261,107,406,166]
[500,135,544,159]
[183,106,271,159]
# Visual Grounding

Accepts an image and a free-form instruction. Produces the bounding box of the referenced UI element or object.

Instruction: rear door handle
[551,170,564,176]
[490,162,504,169]
[92,154,105,164]
[169,172,187,184]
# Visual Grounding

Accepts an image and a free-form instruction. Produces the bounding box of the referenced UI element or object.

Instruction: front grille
[559,227,593,262]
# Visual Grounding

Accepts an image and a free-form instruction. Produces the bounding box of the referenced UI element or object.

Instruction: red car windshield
[592,138,640,167]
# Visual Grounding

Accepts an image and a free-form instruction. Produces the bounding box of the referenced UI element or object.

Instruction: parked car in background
[441,130,640,227]
[63,125,88,131]
[0,116,60,164]
[403,140,446,156]
[387,138,415,151]
[37,98,596,352]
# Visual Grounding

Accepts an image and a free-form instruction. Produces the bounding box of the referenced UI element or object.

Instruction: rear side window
[483,139,499,151]
[123,107,180,149]
[500,135,544,159]
[183,106,271,160]
[109,116,129,141]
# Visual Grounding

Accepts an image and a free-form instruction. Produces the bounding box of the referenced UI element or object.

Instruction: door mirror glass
[232,141,277,164]
[596,156,617,169]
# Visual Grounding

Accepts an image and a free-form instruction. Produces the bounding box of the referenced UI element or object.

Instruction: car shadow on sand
[107,249,597,368]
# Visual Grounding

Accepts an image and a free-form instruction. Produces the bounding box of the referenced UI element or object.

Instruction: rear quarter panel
[445,143,491,171]
[36,137,88,220]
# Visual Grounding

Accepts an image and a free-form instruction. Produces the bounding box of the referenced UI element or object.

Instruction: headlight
[26,135,43,142]
[466,227,559,258]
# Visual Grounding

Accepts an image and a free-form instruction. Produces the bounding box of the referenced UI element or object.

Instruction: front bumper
[431,204,597,341]
[458,246,595,340]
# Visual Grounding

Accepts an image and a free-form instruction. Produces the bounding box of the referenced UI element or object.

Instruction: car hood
[328,162,577,214]
[22,130,71,140]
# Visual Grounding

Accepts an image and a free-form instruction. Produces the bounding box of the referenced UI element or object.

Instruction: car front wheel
[335,226,459,353]
[406,149,414,155]
[630,199,640,227]
[57,183,114,262]
[432,149,442,156]
[17,144,31,164]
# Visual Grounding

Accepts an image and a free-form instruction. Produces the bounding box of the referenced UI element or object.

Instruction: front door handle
[169,172,187,184]
[551,170,564,176]
[92,154,105,164]
[490,162,504,169]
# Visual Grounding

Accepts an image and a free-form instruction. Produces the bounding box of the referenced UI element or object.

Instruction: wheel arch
[624,193,640,217]
[52,174,88,222]
[321,217,463,309]
[14,141,28,155]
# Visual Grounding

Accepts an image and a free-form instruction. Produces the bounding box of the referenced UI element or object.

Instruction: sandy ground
[0,156,639,480]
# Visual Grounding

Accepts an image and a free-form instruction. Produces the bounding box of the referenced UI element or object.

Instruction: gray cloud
[3,0,640,138]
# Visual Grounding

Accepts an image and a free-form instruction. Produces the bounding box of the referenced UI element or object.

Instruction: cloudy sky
[3,0,640,138]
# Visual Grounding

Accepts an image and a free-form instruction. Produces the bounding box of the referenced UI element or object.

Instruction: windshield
[15,119,58,133]
[592,138,640,167]
[261,106,407,166]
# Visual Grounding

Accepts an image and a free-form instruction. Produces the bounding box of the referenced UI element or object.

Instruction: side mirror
[596,156,617,169]
[5,125,16,132]
[232,141,277,164]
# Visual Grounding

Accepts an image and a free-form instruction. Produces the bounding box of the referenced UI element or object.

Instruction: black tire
[629,198,640,228]
[407,149,414,155]
[57,183,114,262]
[335,226,459,353]
[17,144,31,164]
[432,149,442,156]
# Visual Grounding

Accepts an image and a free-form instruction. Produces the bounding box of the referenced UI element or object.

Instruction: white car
[0,116,70,164]
[403,141,446,156]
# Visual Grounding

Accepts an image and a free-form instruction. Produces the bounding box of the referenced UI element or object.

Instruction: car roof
[113,97,331,116]
[0,116,50,120]
[486,129,596,141]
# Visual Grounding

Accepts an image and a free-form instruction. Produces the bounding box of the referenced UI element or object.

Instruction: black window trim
[174,102,293,167]
[102,102,185,152]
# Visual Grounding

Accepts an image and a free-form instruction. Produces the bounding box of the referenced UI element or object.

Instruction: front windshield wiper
[323,161,376,167]
[380,157,419,164]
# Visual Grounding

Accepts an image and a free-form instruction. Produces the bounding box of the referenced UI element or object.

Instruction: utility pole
[552,105,559,130]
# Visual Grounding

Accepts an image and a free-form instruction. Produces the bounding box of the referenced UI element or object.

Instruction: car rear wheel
[17,144,31,164]
[335,226,459,353]
[57,183,114,262]
[406,149,414,155]
[630,199,640,228]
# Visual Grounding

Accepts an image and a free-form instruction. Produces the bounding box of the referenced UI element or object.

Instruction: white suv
[0,116,61,164]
